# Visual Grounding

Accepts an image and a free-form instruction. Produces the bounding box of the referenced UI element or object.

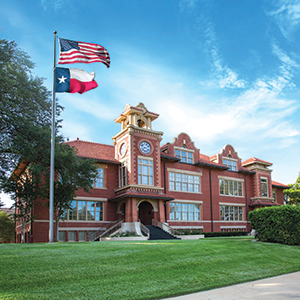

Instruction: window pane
[87,202,95,221]
[234,182,238,196]
[234,206,238,221]
[229,206,234,221]
[69,200,77,220]
[225,206,229,221]
[143,175,148,185]
[170,203,175,220]
[229,181,234,195]
[79,231,86,241]
[239,207,243,221]
[143,165,148,175]
[176,203,182,220]
[59,231,66,242]
[78,201,86,220]
[238,182,243,196]
[220,206,224,221]
[225,181,229,195]
[220,179,224,195]
[68,231,76,242]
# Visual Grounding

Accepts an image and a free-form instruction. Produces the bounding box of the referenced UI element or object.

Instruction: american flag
[58,38,110,68]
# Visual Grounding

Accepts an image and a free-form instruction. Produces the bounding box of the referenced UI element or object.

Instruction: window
[68,231,76,242]
[58,231,66,242]
[95,168,104,188]
[119,161,128,187]
[138,158,153,185]
[223,158,237,171]
[219,179,243,196]
[169,202,200,221]
[67,200,103,221]
[261,178,268,197]
[78,231,86,241]
[220,205,243,221]
[273,190,276,201]
[175,148,193,163]
[169,172,200,193]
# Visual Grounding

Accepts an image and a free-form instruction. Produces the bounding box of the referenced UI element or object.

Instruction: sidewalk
[165,271,300,300]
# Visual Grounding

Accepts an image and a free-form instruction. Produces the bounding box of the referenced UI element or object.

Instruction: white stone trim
[219,202,245,206]
[74,196,107,201]
[218,175,244,182]
[172,199,203,204]
[168,168,202,176]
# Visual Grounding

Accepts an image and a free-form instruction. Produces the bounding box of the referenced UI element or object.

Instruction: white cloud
[268,0,300,40]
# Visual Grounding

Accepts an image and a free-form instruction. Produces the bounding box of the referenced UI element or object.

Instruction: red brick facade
[15,103,289,243]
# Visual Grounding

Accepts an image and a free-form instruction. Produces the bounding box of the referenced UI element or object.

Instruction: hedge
[204,231,247,237]
[248,205,300,245]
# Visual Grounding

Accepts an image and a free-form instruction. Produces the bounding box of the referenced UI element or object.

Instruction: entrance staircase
[146,225,181,240]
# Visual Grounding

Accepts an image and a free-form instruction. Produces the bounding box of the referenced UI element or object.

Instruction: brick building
[16,103,288,243]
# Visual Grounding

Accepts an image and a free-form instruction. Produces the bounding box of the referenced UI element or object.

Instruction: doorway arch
[138,201,153,225]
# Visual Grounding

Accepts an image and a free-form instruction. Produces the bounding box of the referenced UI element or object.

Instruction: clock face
[140,141,151,154]
[120,143,126,156]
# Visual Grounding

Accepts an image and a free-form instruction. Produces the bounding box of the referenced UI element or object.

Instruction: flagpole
[49,31,57,243]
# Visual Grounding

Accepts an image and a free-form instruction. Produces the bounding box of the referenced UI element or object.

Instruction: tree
[0,39,62,189]
[0,39,62,241]
[43,143,97,242]
[0,39,97,243]
[284,173,300,205]
[2,163,45,243]
[0,211,15,243]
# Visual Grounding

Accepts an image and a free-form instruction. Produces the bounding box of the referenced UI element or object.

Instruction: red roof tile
[65,139,119,163]
[272,181,289,189]
[242,157,272,166]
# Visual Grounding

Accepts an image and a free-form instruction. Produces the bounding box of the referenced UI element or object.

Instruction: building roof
[194,158,228,170]
[65,139,119,164]
[272,181,289,189]
[242,157,272,167]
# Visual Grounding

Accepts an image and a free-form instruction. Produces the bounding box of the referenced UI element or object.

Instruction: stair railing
[152,219,184,236]
[139,221,150,239]
[94,219,124,241]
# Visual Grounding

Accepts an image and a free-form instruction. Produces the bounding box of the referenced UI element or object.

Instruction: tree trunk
[21,220,25,243]
[55,215,60,242]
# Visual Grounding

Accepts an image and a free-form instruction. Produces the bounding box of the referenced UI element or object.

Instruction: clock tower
[111,103,168,234]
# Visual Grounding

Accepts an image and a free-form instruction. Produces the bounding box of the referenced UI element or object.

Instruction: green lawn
[1,237,300,300]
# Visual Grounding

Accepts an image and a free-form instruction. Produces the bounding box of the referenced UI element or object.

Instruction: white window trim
[260,176,269,197]
[219,202,245,206]
[138,156,154,186]
[218,175,244,182]
[173,199,203,204]
[168,168,202,176]
[174,147,195,163]
[174,146,195,153]
[168,170,202,193]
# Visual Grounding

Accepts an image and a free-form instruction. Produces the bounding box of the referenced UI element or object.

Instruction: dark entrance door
[120,202,126,219]
[139,201,153,225]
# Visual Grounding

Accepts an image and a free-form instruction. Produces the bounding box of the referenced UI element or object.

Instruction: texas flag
[55,67,98,94]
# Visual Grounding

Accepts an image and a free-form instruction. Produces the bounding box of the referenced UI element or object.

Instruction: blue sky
[1,0,300,206]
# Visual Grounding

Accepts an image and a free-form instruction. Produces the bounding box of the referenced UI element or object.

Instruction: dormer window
[223,158,237,171]
[175,147,193,163]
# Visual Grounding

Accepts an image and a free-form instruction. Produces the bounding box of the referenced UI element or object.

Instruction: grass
[1,237,300,300]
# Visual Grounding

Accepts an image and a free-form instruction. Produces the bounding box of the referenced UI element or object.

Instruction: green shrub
[176,228,203,235]
[0,211,15,243]
[112,231,139,237]
[204,231,247,237]
[249,205,300,245]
